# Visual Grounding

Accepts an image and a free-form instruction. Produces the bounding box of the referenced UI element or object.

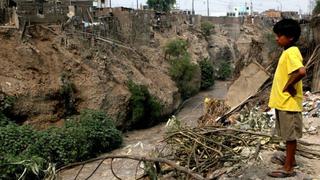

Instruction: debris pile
[197,98,230,127]
[232,106,274,131]
[303,91,320,118]
[162,117,320,179]
[164,126,273,178]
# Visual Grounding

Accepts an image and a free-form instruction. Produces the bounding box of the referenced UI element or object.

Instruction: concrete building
[227,5,252,17]
[0,0,96,25]
[93,0,107,8]
[281,11,299,19]
[261,9,282,18]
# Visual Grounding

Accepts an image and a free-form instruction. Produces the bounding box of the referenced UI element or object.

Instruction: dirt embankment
[0,22,208,128]
[0,16,273,129]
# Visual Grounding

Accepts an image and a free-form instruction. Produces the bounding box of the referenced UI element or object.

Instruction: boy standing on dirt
[268,19,306,178]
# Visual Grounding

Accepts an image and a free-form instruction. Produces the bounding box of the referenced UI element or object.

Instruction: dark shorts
[275,109,303,141]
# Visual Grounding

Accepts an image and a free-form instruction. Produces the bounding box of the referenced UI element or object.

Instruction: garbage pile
[197,98,230,127]
[198,91,320,132]
[303,91,320,118]
[198,97,273,131]
[231,106,274,131]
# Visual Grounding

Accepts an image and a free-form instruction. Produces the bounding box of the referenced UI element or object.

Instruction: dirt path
[57,81,230,180]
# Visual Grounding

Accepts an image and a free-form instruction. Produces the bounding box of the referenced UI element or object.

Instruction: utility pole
[109,0,111,8]
[276,0,282,11]
[176,0,180,9]
[207,0,210,16]
[137,0,139,9]
[245,1,247,16]
[192,0,195,15]
[309,0,312,14]
[250,0,253,15]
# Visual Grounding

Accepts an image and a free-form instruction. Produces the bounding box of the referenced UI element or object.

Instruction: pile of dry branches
[162,125,320,179]
[163,126,273,178]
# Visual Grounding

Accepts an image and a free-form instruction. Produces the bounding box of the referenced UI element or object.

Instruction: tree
[313,0,320,15]
[147,0,176,12]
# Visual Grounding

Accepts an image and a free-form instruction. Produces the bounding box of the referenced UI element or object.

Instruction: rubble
[197,98,230,127]
[232,106,274,131]
[303,91,320,118]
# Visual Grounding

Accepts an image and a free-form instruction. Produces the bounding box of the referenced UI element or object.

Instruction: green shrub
[59,73,77,117]
[26,127,89,166]
[0,95,15,112]
[217,61,232,80]
[313,0,320,15]
[0,113,11,127]
[75,110,123,154]
[0,95,16,125]
[170,54,198,99]
[165,39,199,99]
[0,110,122,179]
[0,125,44,179]
[201,22,214,36]
[165,39,188,58]
[146,0,176,12]
[0,154,46,180]
[0,124,36,155]
[127,81,163,129]
[199,58,214,89]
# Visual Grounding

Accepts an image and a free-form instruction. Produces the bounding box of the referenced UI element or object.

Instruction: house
[0,0,95,25]
[227,5,252,17]
[0,0,18,26]
[281,11,299,19]
[261,9,281,18]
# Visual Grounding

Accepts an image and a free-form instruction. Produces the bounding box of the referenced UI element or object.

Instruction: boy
[268,19,306,178]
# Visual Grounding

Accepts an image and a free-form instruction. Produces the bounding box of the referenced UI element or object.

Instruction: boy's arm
[283,67,306,96]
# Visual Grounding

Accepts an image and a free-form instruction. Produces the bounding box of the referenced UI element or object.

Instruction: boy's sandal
[270,152,298,167]
[267,169,297,178]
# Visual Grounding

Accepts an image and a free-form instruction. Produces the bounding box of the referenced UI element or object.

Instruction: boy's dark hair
[273,19,301,43]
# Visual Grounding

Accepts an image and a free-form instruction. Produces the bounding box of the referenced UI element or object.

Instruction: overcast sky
[110,0,312,16]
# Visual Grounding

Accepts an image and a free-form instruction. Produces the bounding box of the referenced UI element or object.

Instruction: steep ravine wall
[0,13,271,129]
[0,14,207,129]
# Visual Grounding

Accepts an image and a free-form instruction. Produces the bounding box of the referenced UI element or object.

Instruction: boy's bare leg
[284,140,297,172]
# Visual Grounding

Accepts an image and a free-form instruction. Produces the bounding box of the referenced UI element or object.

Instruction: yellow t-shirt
[268,46,304,112]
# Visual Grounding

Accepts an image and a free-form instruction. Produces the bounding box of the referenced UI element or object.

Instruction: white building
[227,5,252,17]
[93,0,108,8]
